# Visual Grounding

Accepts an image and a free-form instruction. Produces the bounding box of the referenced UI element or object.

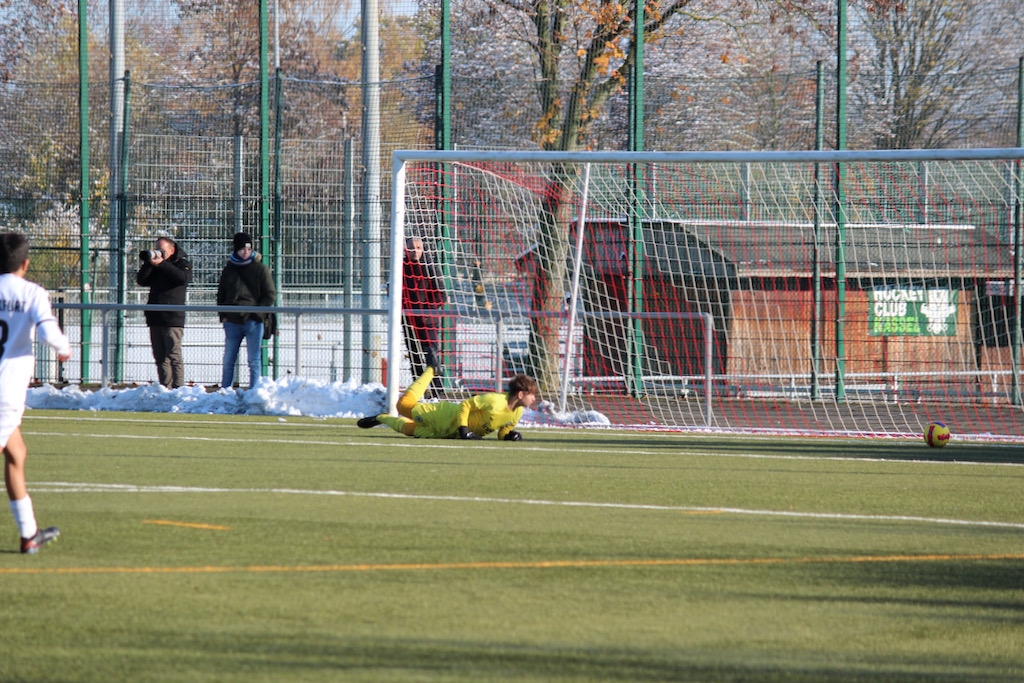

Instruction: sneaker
[357,416,381,429]
[21,526,60,555]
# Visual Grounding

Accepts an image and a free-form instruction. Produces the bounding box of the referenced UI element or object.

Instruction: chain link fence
[1,2,1022,388]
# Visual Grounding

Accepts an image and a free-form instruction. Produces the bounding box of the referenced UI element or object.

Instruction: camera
[140,249,164,262]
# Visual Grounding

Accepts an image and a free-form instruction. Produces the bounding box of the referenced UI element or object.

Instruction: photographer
[136,236,192,388]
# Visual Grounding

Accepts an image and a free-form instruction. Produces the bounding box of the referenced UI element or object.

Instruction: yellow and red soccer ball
[923,421,951,448]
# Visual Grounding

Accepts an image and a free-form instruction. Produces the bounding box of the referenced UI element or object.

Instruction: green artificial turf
[0,410,1021,681]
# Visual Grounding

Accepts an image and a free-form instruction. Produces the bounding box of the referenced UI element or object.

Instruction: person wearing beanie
[216,232,275,389]
[136,235,192,388]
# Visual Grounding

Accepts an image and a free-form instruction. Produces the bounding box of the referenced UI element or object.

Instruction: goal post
[390,148,1024,441]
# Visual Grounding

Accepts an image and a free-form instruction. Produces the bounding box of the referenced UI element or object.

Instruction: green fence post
[627,0,645,397]
[811,61,825,402]
[435,0,453,390]
[834,0,848,402]
[1011,57,1023,406]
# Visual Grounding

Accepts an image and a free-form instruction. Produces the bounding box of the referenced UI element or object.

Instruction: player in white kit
[0,233,72,554]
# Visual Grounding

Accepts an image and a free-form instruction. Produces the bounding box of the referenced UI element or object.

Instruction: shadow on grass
[521,432,1024,466]
[98,631,1022,682]
[732,557,1024,623]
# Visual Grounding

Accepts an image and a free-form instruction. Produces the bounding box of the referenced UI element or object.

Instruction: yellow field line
[143,520,231,531]
[2,552,1022,576]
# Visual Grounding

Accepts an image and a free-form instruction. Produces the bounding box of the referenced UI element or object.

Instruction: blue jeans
[221,319,264,389]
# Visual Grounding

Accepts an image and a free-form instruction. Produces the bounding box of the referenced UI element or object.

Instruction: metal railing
[53,302,388,387]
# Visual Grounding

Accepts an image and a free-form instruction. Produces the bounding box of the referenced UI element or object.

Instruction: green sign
[868,288,957,337]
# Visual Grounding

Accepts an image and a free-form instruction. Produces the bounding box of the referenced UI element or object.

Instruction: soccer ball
[923,421,951,448]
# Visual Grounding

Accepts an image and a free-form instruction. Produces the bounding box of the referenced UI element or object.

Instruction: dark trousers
[403,313,442,395]
[149,325,185,388]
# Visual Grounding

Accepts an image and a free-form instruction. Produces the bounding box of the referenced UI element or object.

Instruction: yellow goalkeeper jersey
[410,392,523,439]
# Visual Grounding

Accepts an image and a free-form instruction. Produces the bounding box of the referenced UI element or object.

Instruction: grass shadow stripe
[3,553,1024,576]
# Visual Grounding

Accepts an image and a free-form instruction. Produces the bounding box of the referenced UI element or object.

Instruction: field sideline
[1,410,1022,682]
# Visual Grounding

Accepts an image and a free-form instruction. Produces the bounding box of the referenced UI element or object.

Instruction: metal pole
[435,0,454,388]
[343,138,355,382]
[114,71,131,382]
[495,318,504,393]
[294,314,302,377]
[702,312,713,428]
[436,0,451,151]
[386,157,406,413]
[272,67,283,379]
[260,0,271,378]
[834,0,848,402]
[1011,57,1023,406]
[361,0,382,385]
[233,136,244,234]
[78,0,92,382]
[108,0,125,383]
[100,309,110,387]
[108,0,124,283]
[560,164,591,413]
[917,161,929,225]
[811,61,824,401]
[740,162,750,221]
[627,0,645,397]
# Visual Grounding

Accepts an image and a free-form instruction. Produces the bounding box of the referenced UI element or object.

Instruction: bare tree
[851,0,1020,149]
[428,0,829,389]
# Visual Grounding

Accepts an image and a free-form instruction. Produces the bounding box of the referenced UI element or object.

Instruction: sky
[27,377,611,427]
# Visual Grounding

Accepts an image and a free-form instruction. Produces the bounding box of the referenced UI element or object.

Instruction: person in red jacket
[402,237,445,395]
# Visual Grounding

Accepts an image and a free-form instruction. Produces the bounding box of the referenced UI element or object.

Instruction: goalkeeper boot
[21,526,60,555]
[357,416,381,429]
[425,348,444,377]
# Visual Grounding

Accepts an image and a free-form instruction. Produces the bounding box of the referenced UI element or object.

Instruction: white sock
[10,496,38,540]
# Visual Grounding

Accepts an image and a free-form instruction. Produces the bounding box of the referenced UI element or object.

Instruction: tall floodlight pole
[78,0,92,382]
[834,0,848,401]
[361,0,382,384]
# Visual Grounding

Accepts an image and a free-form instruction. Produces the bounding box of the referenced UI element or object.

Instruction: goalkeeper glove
[504,430,522,442]
[458,426,481,440]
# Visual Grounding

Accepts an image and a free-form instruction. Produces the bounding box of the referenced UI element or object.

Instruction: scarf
[230,251,256,266]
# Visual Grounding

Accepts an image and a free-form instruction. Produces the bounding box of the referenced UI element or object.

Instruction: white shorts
[0,355,33,449]
[0,406,25,449]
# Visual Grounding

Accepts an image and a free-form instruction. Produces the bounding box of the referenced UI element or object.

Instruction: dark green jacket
[216,254,276,324]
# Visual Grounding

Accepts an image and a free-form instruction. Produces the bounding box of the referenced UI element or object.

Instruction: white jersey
[0,274,71,445]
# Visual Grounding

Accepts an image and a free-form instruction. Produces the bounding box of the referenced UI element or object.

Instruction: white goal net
[388,149,1024,441]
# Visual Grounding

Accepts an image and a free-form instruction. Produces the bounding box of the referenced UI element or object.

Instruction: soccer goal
[389,148,1024,441]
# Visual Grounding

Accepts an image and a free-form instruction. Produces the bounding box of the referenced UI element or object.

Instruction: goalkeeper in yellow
[357,368,539,441]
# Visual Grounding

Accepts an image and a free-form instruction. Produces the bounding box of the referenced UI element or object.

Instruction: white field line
[29,481,1024,531]
[22,428,1024,468]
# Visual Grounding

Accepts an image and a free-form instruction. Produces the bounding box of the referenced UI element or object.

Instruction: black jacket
[136,247,192,327]
[217,255,276,325]
[401,257,445,310]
